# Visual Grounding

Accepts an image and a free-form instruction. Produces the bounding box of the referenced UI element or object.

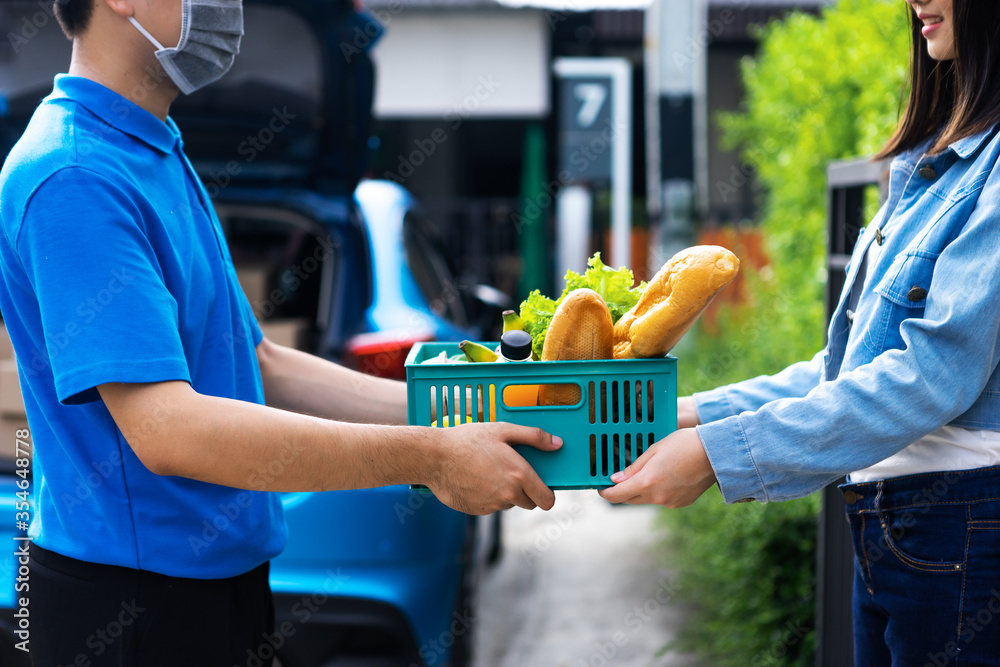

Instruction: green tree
[661,2,910,665]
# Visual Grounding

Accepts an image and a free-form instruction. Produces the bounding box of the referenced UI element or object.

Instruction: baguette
[613,245,740,359]
[539,288,613,405]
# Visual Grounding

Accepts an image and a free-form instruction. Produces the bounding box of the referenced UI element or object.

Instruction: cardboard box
[0,323,12,361]
[0,359,24,419]
[235,264,271,308]
[260,319,310,351]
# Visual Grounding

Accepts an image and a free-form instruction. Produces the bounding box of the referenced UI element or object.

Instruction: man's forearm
[257,339,408,425]
[99,379,563,515]
[101,380,433,492]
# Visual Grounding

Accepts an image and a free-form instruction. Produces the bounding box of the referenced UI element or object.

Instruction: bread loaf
[613,245,740,359]
[539,288,613,405]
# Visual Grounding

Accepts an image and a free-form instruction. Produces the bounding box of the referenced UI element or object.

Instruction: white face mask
[129,0,244,95]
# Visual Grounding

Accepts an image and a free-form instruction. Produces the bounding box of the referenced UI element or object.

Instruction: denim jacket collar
[949,125,998,159]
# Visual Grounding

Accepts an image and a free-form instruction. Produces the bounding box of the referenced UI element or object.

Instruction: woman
[602,0,1000,663]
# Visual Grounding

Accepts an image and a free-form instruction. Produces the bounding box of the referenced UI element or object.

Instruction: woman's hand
[598,428,716,508]
[677,396,701,429]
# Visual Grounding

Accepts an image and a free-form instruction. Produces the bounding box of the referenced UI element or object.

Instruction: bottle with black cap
[497,329,533,363]
[496,329,538,406]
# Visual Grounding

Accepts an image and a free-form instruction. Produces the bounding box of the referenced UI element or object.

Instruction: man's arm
[97,380,561,515]
[255,336,408,425]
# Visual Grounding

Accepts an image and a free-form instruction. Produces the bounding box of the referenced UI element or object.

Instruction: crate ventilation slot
[589,432,656,478]
[587,380,656,425]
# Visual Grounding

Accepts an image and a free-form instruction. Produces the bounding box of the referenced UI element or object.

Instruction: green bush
[660,1,910,665]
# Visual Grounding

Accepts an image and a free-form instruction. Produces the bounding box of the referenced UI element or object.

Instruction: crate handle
[501,381,586,410]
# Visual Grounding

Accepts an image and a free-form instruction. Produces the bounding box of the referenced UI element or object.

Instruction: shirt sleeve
[698,167,1000,504]
[693,349,826,423]
[16,167,191,404]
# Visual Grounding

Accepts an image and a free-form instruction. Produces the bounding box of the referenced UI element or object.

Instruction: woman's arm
[690,349,827,424]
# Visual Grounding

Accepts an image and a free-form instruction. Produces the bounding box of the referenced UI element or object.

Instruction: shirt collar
[45,74,180,154]
[948,124,998,159]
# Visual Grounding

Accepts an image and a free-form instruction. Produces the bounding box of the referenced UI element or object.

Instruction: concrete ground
[471,490,703,667]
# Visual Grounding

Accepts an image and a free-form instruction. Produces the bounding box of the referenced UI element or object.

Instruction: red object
[344,329,435,379]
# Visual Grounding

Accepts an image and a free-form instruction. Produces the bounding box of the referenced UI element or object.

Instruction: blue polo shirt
[0,75,287,579]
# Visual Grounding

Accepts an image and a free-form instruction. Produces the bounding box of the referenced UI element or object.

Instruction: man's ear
[100,0,137,19]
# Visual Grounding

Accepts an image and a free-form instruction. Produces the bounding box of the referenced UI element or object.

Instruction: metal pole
[610,58,632,271]
[647,0,705,263]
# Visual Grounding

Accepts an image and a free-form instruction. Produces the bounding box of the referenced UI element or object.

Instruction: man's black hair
[53,0,94,38]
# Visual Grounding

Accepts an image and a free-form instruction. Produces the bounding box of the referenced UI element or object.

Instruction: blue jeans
[842,466,1000,666]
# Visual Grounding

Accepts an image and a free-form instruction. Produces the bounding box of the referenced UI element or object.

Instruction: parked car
[346,179,511,379]
[0,1,500,664]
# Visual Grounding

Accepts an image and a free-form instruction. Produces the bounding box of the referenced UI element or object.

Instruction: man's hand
[598,428,716,508]
[97,380,563,508]
[677,396,701,429]
[426,423,562,515]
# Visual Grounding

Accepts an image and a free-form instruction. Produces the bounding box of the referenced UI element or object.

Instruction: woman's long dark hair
[877,1,1000,158]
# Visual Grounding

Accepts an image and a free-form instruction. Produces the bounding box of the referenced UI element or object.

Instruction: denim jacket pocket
[864,251,938,354]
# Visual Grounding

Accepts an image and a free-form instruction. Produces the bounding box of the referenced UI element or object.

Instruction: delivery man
[0,1,561,664]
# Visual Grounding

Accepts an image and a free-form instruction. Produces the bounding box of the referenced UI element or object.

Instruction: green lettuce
[519,253,646,358]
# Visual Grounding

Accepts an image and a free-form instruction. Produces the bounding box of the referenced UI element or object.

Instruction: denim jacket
[693,123,1000,503]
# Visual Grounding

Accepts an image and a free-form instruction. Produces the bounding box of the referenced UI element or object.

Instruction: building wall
[370,9,551,119]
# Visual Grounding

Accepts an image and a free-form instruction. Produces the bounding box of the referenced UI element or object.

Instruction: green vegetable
[519,252,646,358]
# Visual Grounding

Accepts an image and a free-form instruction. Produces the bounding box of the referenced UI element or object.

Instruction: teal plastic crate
[405,342,677,490]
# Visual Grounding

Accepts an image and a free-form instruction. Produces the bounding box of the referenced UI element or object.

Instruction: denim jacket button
[843,489,860,504]
[918,164,938,180]
[846,309,855,324]
[907,286,928,302]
